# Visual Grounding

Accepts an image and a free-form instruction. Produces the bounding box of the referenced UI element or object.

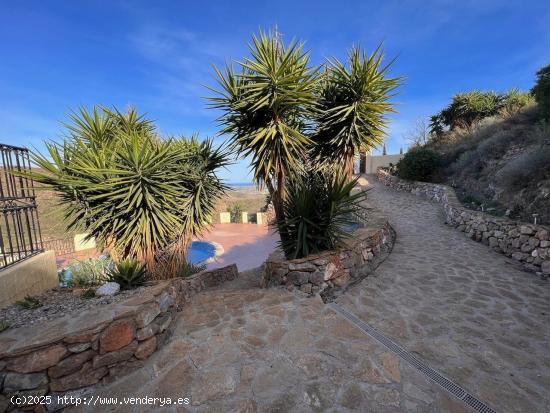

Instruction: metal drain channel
[328,302,497,413]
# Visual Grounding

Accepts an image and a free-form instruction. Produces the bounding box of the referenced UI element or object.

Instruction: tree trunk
[270,170,291,257]
[346,151,355,181]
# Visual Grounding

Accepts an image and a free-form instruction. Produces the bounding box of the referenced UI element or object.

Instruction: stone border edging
[0,264,238,411]
[376,169,550,275]
[262,206,396,301]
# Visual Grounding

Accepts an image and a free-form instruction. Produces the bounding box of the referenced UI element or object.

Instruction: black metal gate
[0,143,43,269]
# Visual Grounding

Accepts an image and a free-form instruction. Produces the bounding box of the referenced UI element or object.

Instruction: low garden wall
[262,210,396,301]
[0,264,238,412]
[377,169,550,275]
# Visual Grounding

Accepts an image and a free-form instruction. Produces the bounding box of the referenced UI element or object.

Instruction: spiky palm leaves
[209,31,317,244]
[30,107,228,276]
[209,32,401,259]
[278,170,368,259]
[313,46,401,176]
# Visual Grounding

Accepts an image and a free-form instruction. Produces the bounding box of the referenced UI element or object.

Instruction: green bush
[107,259,146,290]
[81,288,96,299]
[175,261,207,278]
[499,88,534,117]
[532,64,550,121]
[430,89,534,135]
[0,321,9,333]
[29,107,229,277]
[68,257,110,287]
[277,170,367,259]
[227,203,244,223]
[396,148,442,181]
[439,91,502,130]
[497,147,550,190]
[16,296,42,310]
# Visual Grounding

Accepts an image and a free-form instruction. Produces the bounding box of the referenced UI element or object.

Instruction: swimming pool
[187,241,217,265]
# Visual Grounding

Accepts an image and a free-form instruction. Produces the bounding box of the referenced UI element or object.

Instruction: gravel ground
[0,286,148,331]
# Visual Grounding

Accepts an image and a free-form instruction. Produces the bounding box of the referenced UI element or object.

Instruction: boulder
[95,282,120,296]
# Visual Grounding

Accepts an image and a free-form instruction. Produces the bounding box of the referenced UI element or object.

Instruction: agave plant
[313,46,401,177]
[278,169,368,259]
[29,107,229,276]
[209,30,317,244]
[107,259,146,290]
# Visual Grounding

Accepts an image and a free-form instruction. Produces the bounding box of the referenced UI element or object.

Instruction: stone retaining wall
[262,211,395,300]
[0,264,238,412]
[377,169,550,275]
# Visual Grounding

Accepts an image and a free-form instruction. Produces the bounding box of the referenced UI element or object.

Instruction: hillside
[427,105,550,224]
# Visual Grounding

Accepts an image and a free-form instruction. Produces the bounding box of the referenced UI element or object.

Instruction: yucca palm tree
[209,30,317,244]
[29,107,229,277]
[313,46,401,177]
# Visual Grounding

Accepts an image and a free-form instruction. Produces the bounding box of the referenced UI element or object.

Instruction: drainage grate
[328,303,498,413]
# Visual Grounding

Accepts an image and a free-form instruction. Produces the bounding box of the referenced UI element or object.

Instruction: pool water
[187,241,216,264]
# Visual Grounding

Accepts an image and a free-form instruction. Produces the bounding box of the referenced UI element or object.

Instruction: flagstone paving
[336,177,550,413]
[76,272,469,412]
[74,177,550,412]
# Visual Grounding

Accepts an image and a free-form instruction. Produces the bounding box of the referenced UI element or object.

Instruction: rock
[93,341,138,368]
[324,262,339,280]
[403,382,433,404]
[10,388,48,407]
[511,252,526,261]
[542,260,550,275]
[309,271,324,286]
[136,323,159,341]
[135,303,161,328]
[95,282,120,296]
[488,237,498,248]
[67,342,92,353]
[135,336,157,360]
[64,331,98,344]
[0,395,9,413]
[288,262,317,272]
[48,350,95,379]
[287,271,309,285]
[3,372,47,392]
[106,360,143,383]
[380,352,401,382]
[353,359,389,384]
[7,344,68,373]
[520,225,535,235]
[99,319,135,353]
[331,271,351,287]
[521,243,535,253]
[155,314,172,333]
[50,362,108,392]
[157,292,174,312]
[541,240,550,248]
[191,368,239,404]
[372,388,401,407]
[300,284,312,294]
[340,383,365,410]
[536,229,549,241]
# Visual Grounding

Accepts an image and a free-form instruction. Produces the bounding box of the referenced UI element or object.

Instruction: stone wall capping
[0,264,239,405]
[377,169,550,275]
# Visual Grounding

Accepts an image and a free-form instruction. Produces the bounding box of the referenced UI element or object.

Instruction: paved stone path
[337,177,550,413]
[75,177,550,412]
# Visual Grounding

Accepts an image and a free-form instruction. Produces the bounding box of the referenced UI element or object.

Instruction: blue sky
[1,0,549,183]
